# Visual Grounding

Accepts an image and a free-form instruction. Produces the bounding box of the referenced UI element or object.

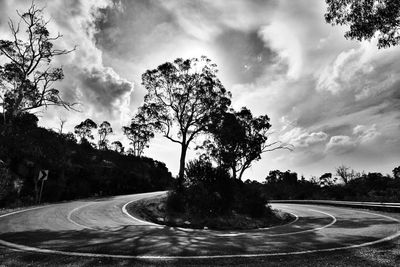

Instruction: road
[0,191,399,259]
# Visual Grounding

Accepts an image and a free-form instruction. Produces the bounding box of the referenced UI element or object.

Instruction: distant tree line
[261,165,400,202]
[0,113,173,207]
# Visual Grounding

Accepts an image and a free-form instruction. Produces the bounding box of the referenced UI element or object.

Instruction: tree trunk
[238,166,247,181]
[177,143,187,190]
[231,166,237,180]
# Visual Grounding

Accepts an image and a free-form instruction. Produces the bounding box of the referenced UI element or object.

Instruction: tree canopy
[0,3,75,122]
[136,56,231,186]
[325,0,400,48]
[74,119,97,144]
[201,107,292,180]
[98,121,113,150]
[122,120,154,157]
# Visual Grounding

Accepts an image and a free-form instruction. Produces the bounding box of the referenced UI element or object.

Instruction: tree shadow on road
[0,211,399,266]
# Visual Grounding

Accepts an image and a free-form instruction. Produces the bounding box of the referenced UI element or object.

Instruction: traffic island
[126,195,295,230]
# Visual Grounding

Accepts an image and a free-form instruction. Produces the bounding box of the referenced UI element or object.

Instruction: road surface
[0,191,399,259]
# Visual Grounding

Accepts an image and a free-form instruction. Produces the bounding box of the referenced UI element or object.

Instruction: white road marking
[121,199,162,227]
[66,203,97,230]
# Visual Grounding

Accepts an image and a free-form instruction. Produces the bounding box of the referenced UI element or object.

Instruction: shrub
[184,160,233,216]
[167,159,273,219]
[234,181,270,218]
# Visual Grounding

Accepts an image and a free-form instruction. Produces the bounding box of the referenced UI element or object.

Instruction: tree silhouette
[98,121,113,150]
[136,56,231,188]
[335,164,358,184]
[393,166,400,179]
[122,120,153,157]
[201,107,292,180]
[325,0,400,48]
[74,119,97,144]
[111,141,124,153]
[319,172,336,187]
[0,3,75,123]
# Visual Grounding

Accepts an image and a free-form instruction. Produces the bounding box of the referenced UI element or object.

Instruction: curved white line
[264,208,337,236]
[0,225,399,260]
[122,199,163,227]
[215,210,300,237]
[66,203,97,230]
[0,200,399,259]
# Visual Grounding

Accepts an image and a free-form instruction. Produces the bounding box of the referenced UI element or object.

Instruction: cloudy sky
[1,0,399,181]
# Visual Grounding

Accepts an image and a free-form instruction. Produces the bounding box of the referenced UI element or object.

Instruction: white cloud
[353,124,381,144]
[325,135,357,155]
[259,22,303,79]
[281,127,328,148]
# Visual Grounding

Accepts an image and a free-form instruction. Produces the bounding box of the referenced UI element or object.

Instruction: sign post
[38,170,49,204]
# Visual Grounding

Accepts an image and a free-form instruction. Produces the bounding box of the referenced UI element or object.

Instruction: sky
[1,0,399,181]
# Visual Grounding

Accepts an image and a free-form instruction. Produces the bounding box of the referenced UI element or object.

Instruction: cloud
[353,124,381,144]
[259,22,303,79]
[281,127,328,148]
[325,135,357,155]
[158,0,276,41]
[78,67,133,114]
[324,124,381,155]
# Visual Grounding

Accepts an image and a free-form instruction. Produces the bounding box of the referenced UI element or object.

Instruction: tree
[136,56,231,187]
[111,141,124,153]
[0,3,75,123]
[57,117,67,134]
[201,107,292,180]
[74,119,97,144]
[319,172,337,187]
[335,164,358,184]
[325,0,400,48]
[122,120,153,157]
[393,165,400,179]
[98,121,113,150]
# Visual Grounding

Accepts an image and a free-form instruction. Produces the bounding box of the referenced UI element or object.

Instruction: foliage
[136,56,231,187]
[325,0,400,48]
[111,141,124,154]
[393,166,400,179]
[74,119,97,144]
[183,159,233,216]
[0,115,173,207]
[167,159,271,218]
[201,107,291,180]
[335,164,359,184]
[263,166,400,202]
[98,121,113,150]
[122,120,153,157]
[0,3,75,121]
[319,172,337,187]
[0,161,15,202]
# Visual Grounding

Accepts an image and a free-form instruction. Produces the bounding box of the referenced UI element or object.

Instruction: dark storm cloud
[79,67,133,111]
[214,30,276,85]
[94,0,178,60]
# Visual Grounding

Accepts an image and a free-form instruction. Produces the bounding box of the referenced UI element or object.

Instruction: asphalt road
[0,191,399,259]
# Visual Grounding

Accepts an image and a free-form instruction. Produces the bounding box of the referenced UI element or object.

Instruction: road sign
[38,170,49,204]
[38,170,49,181]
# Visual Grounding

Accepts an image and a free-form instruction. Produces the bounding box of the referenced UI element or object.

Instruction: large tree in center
[137,56,231,188]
